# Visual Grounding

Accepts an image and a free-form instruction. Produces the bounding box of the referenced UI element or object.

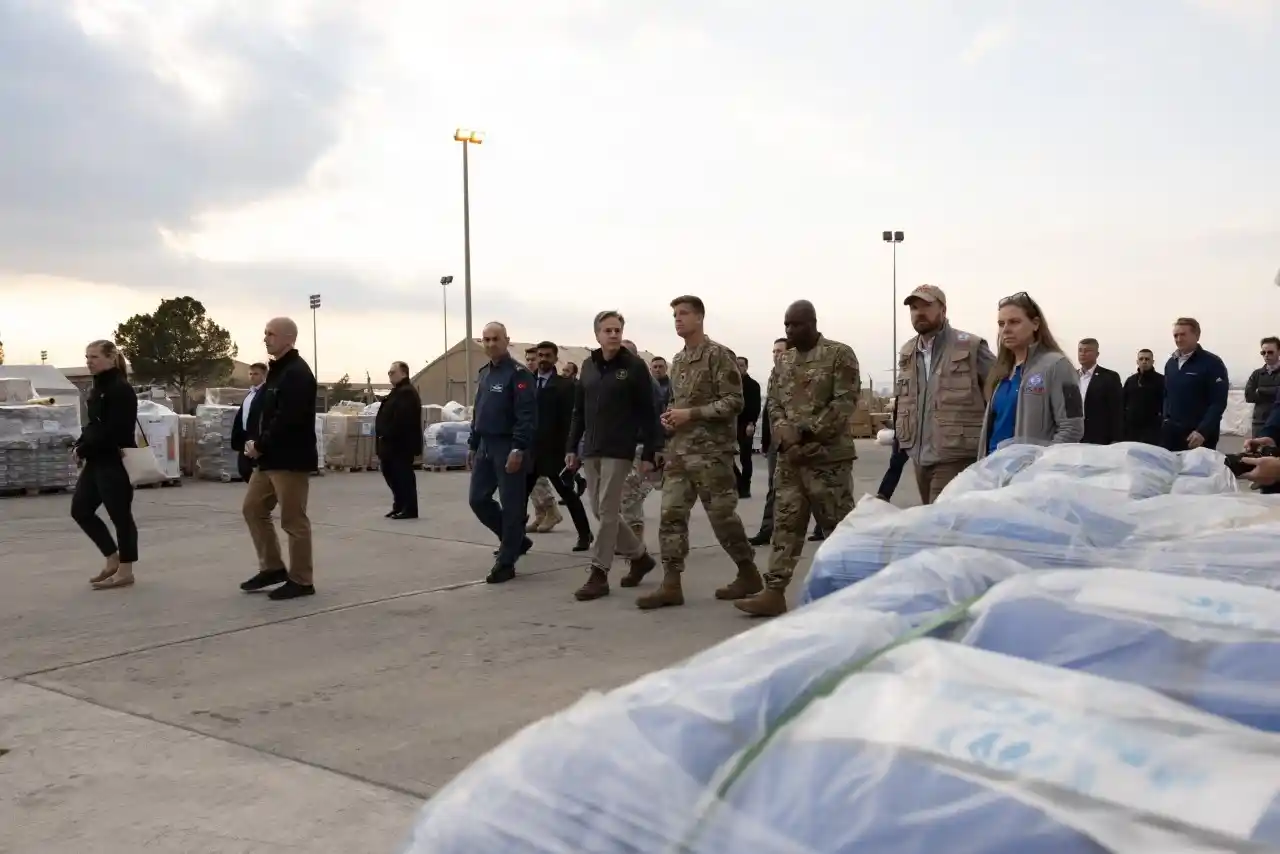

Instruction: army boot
[574,566,610,601]
[714,563,764,600]
[619,550,656,588]
[734,588,788,618]
[536,503,563,533]
[525,510,544,533]
[635,570,684,609]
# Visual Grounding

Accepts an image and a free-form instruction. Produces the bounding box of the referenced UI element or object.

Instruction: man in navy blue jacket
[1160,317,1229,452]
[468,321,537,584]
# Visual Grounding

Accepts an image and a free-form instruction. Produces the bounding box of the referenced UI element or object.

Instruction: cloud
[961,21,1015,65]
[1187,0,1278,30]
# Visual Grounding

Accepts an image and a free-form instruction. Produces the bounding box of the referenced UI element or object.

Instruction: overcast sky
[1,0,1276,389]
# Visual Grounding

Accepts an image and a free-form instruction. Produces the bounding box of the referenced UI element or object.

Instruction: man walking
[1161,317,1229,452]
[566,311,659,601]
[468,322,537,584]
[650,356,672,410]
[894,285,994,504]
[239,318,319,600]
[1077,338,1124,445]
[230,361,267,483]
[618,338,666,546]
[638,295,761,610]
[733,357,761,498]
[376,360,423,519]
[750,337,789,545]
[737,300,860,618]
[1245,337,1280,438]
[528,341,592,551]
[1123,349,1164,444]
[522,347,562,532]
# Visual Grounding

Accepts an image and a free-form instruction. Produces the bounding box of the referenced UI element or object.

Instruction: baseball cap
[904,284,946,306]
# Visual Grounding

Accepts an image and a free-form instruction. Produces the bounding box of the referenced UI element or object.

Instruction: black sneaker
[268,579,316,600]
[390,511,418,520]
[748,531,771,547]
[486,563,516,584]
[240,568,288,592]
[572,534,593,552]
[493,537,535,558]
[384,510,398,518]
[808,530,826,542]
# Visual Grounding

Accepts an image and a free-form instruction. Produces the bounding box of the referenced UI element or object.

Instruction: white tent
[0,364,81,409]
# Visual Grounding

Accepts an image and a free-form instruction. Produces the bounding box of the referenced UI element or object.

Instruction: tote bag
[123,418,169,486]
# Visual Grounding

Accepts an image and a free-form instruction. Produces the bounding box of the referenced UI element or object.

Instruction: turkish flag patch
[516,382,527,390]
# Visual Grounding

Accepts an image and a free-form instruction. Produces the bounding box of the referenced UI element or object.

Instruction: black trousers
[527,455,592,538]
[380,453,418,516]
[1159,421,1219,453]
[71,457,139,563]
[237,451,255,483]
[734,434,754,495]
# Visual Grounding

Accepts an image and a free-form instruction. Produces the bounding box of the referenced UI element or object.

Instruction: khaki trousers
[243,470,314,585]
[912,458,973,505]
[583,457,645,572]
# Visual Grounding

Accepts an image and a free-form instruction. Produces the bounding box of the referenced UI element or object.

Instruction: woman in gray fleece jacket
[977,292,1085,458]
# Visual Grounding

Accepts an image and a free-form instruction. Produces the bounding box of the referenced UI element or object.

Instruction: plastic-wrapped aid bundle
[0,404,79,490]
[1171,447,1239,494]
[194,404,240,481]
[692,639,1280,854]
[957,569,1280,732]
[803,481,1128,603]
[936,443,1044,501]
[1122,492,1280,542]
[1009,441,1180,499]
[423,422,470,468]
[1129,523,1280,590]
[400,600,912,854]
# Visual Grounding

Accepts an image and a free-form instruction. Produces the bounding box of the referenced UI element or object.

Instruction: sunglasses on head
[999,291,1035,308]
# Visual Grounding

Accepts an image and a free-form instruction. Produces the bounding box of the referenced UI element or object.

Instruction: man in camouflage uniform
[616,339,663,548]
[736,299,860,618]
[522,347,561,532]
[637,295,761,609]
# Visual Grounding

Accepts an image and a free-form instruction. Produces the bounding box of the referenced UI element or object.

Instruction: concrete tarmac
[0,441,915,854]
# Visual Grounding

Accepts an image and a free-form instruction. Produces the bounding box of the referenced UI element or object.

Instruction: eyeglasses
[998,291,1031,307]
[1263,351,1277,357]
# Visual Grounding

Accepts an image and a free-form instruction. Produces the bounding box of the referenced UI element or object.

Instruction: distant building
[411,338,659,406]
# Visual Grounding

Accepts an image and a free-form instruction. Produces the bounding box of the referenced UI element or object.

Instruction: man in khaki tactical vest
[894,284,995,504]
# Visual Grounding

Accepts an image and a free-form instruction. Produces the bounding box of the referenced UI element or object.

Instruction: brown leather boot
[714,564,764,600]
[574,567,610,601]
[733,588,788,617]
[636,570,684,609]
[619,551,656,588]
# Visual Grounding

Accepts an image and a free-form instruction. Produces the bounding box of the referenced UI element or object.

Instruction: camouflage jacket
[768,334,861,463]
[666,336,744,456]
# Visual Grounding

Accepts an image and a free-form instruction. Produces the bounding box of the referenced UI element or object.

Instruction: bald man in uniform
[239,317,320,600]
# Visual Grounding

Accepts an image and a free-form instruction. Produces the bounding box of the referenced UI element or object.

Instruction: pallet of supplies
[323,413,361,470]
[194,404,240,481]
[0,403,79,493]
[205,387,249,407]
[135,400,182,482]
[178,415,197,476]
[0,378,36,405]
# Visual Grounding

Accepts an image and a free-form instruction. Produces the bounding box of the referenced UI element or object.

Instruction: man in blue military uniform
[468,321,538,583]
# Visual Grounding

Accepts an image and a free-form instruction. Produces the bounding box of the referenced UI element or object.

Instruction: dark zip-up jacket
[76,367,137,461]
[256,349,319,472]
[468,355,536,452]
[1245,365,1280,433]
[1162,346,1229,443]
[376,378,424,457]
[569,347,659,462]
[738,372,762,438]
[1122,369,1164,442]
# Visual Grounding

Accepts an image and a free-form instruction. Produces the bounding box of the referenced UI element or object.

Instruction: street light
[40,350,47,364]
[454,128,484,405]
[440,275,453,403]
[309,294,321,381]
[881,231,905,384]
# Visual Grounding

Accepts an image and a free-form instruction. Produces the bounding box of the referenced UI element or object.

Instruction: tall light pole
[309,293,321,381]
[882,231,904,386]
[40,350,47,365]
[454,128,484,405]
[440,275,453,403]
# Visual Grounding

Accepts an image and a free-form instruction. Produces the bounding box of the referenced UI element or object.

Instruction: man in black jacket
[1123,348,1164,445]
[1077,338,1124,445]
[734,356,761,498]
[566,310,659,598]
[376,361,423,519]
[230,362,267,482]
[239,317,320,600]
[528,341,592,549]
[1244,336,1280,438]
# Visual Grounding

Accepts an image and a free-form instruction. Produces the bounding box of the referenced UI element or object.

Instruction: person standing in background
[1161,317,1229,452]
[749,337,789,546]
[467,322,537,584]
[522,347,562,533]
[875,395,910,502]
[239,317,320,600]
[1122,349,1164,444]
[375,360,423,519]
[1245,337,1280,438]
[618,339,665,549]
[73,339,140,590]
[230,362,267,483]
[1076,338,1124,445]
[734,357,761,498]
[650,356,672,411]
[528,341,592,551]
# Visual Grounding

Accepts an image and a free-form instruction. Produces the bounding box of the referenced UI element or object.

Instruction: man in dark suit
[530,341,593,550]
[1076,338,1124,445]
[375,361,423,519]
[1123,348,1164,444]
[229,362,267,482]
[734,356,762,498]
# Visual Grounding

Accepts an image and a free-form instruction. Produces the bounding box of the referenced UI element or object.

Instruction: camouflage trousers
[765,458,855,591]
[620,444,658,526]
[659,451,756,574]
[530,476,556,514]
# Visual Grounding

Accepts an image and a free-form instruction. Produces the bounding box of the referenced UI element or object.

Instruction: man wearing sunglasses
[1244,337,1280,440]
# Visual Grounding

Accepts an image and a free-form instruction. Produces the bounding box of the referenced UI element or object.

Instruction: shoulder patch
[956,332,970,341]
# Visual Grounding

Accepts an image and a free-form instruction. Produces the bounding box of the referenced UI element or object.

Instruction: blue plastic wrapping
[1171,447,1240,495]
[1009,442,1181,499]
[937,443,1045,500]
[959,569,1280,732]
[422,422,470,468]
